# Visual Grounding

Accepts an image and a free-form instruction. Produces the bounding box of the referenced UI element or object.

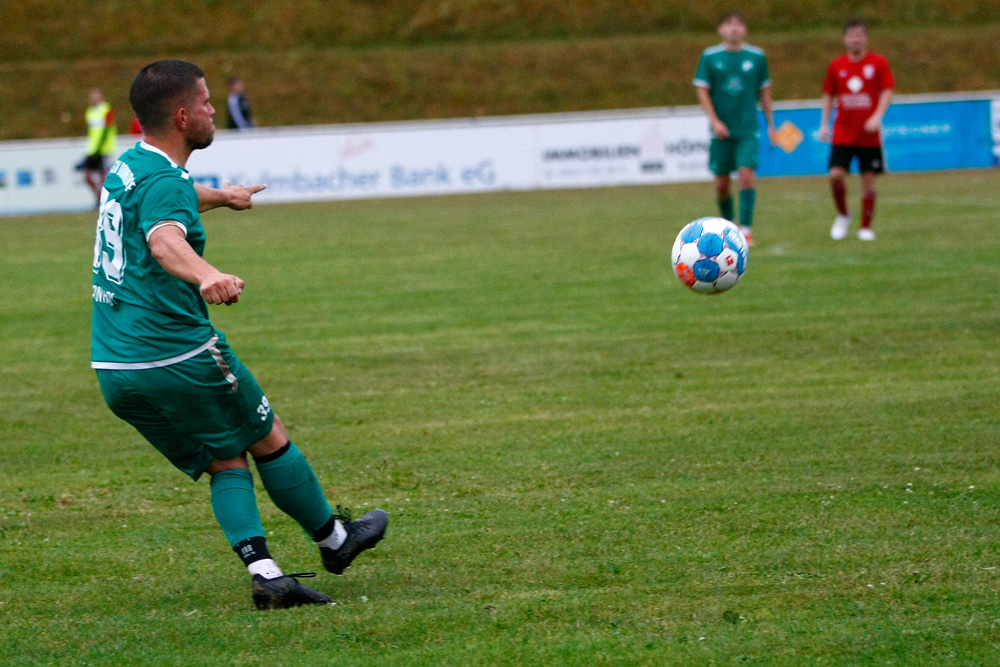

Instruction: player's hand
[201,271,246,306]
[817,126,830,143]
[222,180,267,210]
[767,125,777,147]
[711,119,730,139]
[863,116,881,134]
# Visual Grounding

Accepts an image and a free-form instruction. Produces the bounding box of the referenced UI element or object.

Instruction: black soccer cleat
[252,573,333,610]
[320,508,389,575]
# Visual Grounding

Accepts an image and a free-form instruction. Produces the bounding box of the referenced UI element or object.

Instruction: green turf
[2,171,999,665]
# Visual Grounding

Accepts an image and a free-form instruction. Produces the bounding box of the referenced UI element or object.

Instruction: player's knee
[207,453,250,475]
[246,417,289,460]
[270,414,287,441]
[714,178,731,197]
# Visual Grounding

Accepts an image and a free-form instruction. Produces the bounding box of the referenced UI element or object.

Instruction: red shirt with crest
[822,52,895,147]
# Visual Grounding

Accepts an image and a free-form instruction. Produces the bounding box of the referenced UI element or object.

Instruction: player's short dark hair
[719,11,745,26]
[843,17,867,33]
[130,60,205,135]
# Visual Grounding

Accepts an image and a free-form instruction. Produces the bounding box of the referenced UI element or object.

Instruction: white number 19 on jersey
[93,187,126,285]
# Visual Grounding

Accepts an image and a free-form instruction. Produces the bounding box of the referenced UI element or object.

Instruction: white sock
[316,521,348,551]
[247,558,284,580]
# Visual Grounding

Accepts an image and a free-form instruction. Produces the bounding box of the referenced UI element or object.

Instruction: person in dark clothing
[226,77,256,129]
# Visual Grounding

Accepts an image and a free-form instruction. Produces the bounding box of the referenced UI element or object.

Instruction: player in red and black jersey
[819,19,895,241]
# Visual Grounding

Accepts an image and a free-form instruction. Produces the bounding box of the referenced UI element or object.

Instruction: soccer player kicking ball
[90,60,387,610]
[819,18,895,241]
[694,11,776,247]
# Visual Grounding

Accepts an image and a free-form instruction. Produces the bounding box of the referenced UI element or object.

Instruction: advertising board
[2,93,996,217]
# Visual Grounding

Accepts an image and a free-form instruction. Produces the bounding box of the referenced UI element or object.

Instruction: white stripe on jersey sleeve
[146,220,188,241]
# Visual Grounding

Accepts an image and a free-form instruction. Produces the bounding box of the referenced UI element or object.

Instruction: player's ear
[173,105,189,131]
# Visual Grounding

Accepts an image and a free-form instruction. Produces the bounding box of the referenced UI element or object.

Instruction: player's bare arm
[148,224,245,305]
[696,86,730,139]
[818,93,835,143]
[864,88,894,134]
[759,86,776,146]
[194,180,267,213]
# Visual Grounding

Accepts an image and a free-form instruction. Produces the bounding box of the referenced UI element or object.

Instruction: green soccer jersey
[91,142,218,369]
[693,44,771,139]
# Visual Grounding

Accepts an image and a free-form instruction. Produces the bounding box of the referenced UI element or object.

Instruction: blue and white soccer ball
[671,217,748,293]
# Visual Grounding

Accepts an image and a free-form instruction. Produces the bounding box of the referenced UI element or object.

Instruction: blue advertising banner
[758,98,997,177]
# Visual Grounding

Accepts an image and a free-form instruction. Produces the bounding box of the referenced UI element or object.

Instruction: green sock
[718,196,734,222]
[255,442,333,535]
[739,188,756,227]
[210,468,265,547]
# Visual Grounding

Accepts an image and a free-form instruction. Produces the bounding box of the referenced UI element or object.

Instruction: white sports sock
[247,558,284,580]
[316,521,348,551]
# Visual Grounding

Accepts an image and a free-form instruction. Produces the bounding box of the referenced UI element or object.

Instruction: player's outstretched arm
[195,180,267,213]
[148,224,245,305]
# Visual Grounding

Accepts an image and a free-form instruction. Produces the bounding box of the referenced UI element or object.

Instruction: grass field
[2,169,1000,665]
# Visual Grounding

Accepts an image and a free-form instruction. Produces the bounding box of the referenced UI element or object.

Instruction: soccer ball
[671,217,748,293]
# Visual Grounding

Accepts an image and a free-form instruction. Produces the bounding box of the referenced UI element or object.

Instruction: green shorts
[96,338,275,480]
[709,136,760,176]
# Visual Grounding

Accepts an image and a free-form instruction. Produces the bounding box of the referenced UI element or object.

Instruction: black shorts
[82,154,108,171]
[828,145,885,174]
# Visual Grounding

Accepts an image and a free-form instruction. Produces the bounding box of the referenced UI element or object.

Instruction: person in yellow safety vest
[82,88,117,207]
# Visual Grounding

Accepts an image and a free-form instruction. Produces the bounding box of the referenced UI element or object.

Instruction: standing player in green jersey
[693,11,776,247]
[91,60,388,610]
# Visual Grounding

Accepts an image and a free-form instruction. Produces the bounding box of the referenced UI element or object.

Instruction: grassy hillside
[3,0,995,60]
[2,3,998,141]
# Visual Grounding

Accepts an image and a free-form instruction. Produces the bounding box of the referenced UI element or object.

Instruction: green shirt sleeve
[139,174,199,240]
[758,53,771,89]
[693,52,710,88]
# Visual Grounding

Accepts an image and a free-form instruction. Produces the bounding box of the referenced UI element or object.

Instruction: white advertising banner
[534,114,711,188]
[0,137,131,216]
[0,107,712,216]
[184,109,713,204]
[186,122,536,202]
